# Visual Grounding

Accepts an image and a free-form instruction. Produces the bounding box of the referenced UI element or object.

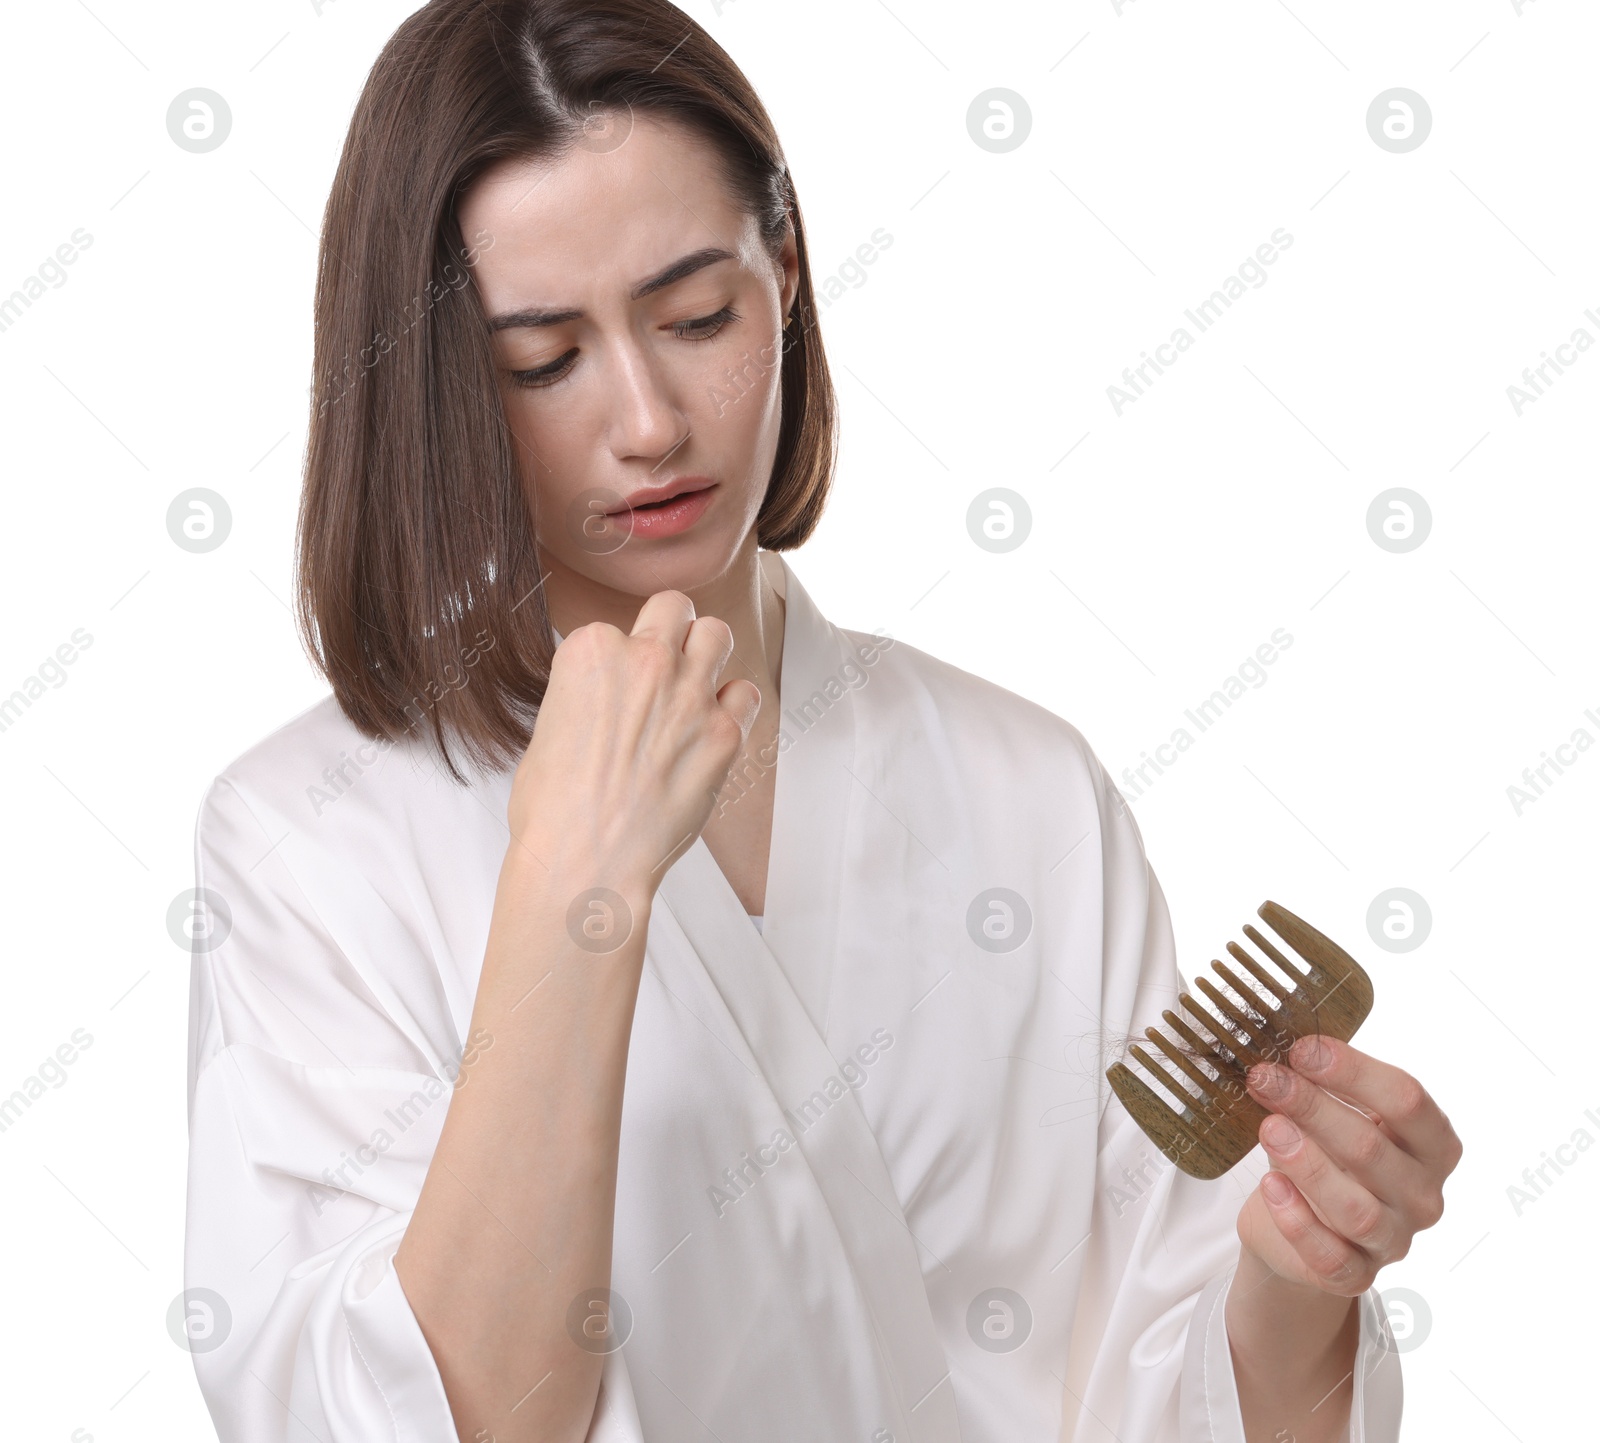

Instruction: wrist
[1226,1249,1362,1443]
[497,838,657,933]
[1226,1246,1361,1373]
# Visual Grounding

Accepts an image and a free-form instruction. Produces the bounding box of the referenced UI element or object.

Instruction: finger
[1247,1058,1420,1208]
[1322,1093,1411,1156]
[1285,1035,1458,1169]
[629,588,698,648]
[1265,1067,1411,1155]
[682,613,738,683]
[1257,1168,1378,1296]
[1254,1111,1405,1264]
[716,676,762,736]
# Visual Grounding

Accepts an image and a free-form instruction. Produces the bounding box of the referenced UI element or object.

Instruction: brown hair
[294,0,837,784]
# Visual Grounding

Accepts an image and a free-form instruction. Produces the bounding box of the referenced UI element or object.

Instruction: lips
[606,478,715,515]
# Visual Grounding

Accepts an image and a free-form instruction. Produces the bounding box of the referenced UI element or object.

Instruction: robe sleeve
[1058,762,1403,1443]
[182,775,639,1443]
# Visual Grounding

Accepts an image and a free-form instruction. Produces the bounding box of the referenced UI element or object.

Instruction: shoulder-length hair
[294,0,837,785]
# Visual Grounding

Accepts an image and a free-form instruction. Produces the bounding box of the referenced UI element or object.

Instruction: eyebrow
[486,245,738,331]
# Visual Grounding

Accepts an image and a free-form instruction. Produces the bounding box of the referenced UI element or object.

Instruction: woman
[182,2,1459,1440]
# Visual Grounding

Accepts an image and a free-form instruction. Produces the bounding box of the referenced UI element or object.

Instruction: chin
[586,526,755,598]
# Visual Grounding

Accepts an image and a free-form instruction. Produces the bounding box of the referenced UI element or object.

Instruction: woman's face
[459,113,799,608]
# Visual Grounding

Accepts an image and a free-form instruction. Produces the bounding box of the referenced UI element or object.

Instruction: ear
[777,222,800,324]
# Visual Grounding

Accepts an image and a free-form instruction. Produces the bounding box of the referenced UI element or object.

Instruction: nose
[606,335,690,468]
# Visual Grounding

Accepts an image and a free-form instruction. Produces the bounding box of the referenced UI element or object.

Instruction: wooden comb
[1105,900,1374,1180]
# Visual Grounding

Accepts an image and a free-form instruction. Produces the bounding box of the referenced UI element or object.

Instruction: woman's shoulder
[208,691,367,791]
[194,691,498,855]
[837,624,1108,783]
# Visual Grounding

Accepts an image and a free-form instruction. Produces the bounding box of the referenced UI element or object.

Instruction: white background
[1,0,1592,1437]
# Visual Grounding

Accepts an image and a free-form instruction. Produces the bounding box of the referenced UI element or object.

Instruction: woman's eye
[508,306,737,390]
[672,304,738,340]
[509,349,577,390]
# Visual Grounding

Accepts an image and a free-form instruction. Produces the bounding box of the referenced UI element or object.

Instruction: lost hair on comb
[1106,900,1375,1180]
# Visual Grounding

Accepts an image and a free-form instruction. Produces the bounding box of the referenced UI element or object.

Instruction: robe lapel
[654,552,962,1443]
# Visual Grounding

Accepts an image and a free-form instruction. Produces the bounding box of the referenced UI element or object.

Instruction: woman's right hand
[505,588,763,906]
[401,587,758,1443]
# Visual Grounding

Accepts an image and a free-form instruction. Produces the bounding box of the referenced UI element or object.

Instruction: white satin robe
[184,549,1403,1442]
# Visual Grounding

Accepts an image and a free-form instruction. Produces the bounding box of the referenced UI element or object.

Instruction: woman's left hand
[1235,1034,1463,1294]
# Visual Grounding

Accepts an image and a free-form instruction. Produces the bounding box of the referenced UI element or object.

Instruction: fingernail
[1262,1114,1301,1152]
[1295,1035,1331,1071]
[1249,1062,1289,1099]
[1262,1170,1294,1204]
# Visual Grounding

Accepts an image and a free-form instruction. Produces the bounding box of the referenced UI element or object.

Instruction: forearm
[396,847,651,1443]
[1225,1244,1361,1443]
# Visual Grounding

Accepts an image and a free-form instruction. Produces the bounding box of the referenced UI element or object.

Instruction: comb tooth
[1177,985,1248,1068]
[1217,959,1305,1061]
[1194,975,1275,1067]
[1177,991,1249,1071]
[1258,900,1363,981]
[1225,941,1292,1002]
[1212,958,1273,1014]
[1106,1061,1220,1174]
[1255,902,1377,1036]
[1108,1052,1268,1181]
[1243,922,1333,1023]
[1161,1007,1218,1060]
[1227,945,1320,1038]
[1211,960,1293,1065]
[1242,922,1313,985]
[1144,1027,1234,1102]
[1128,1043,1204,1108]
